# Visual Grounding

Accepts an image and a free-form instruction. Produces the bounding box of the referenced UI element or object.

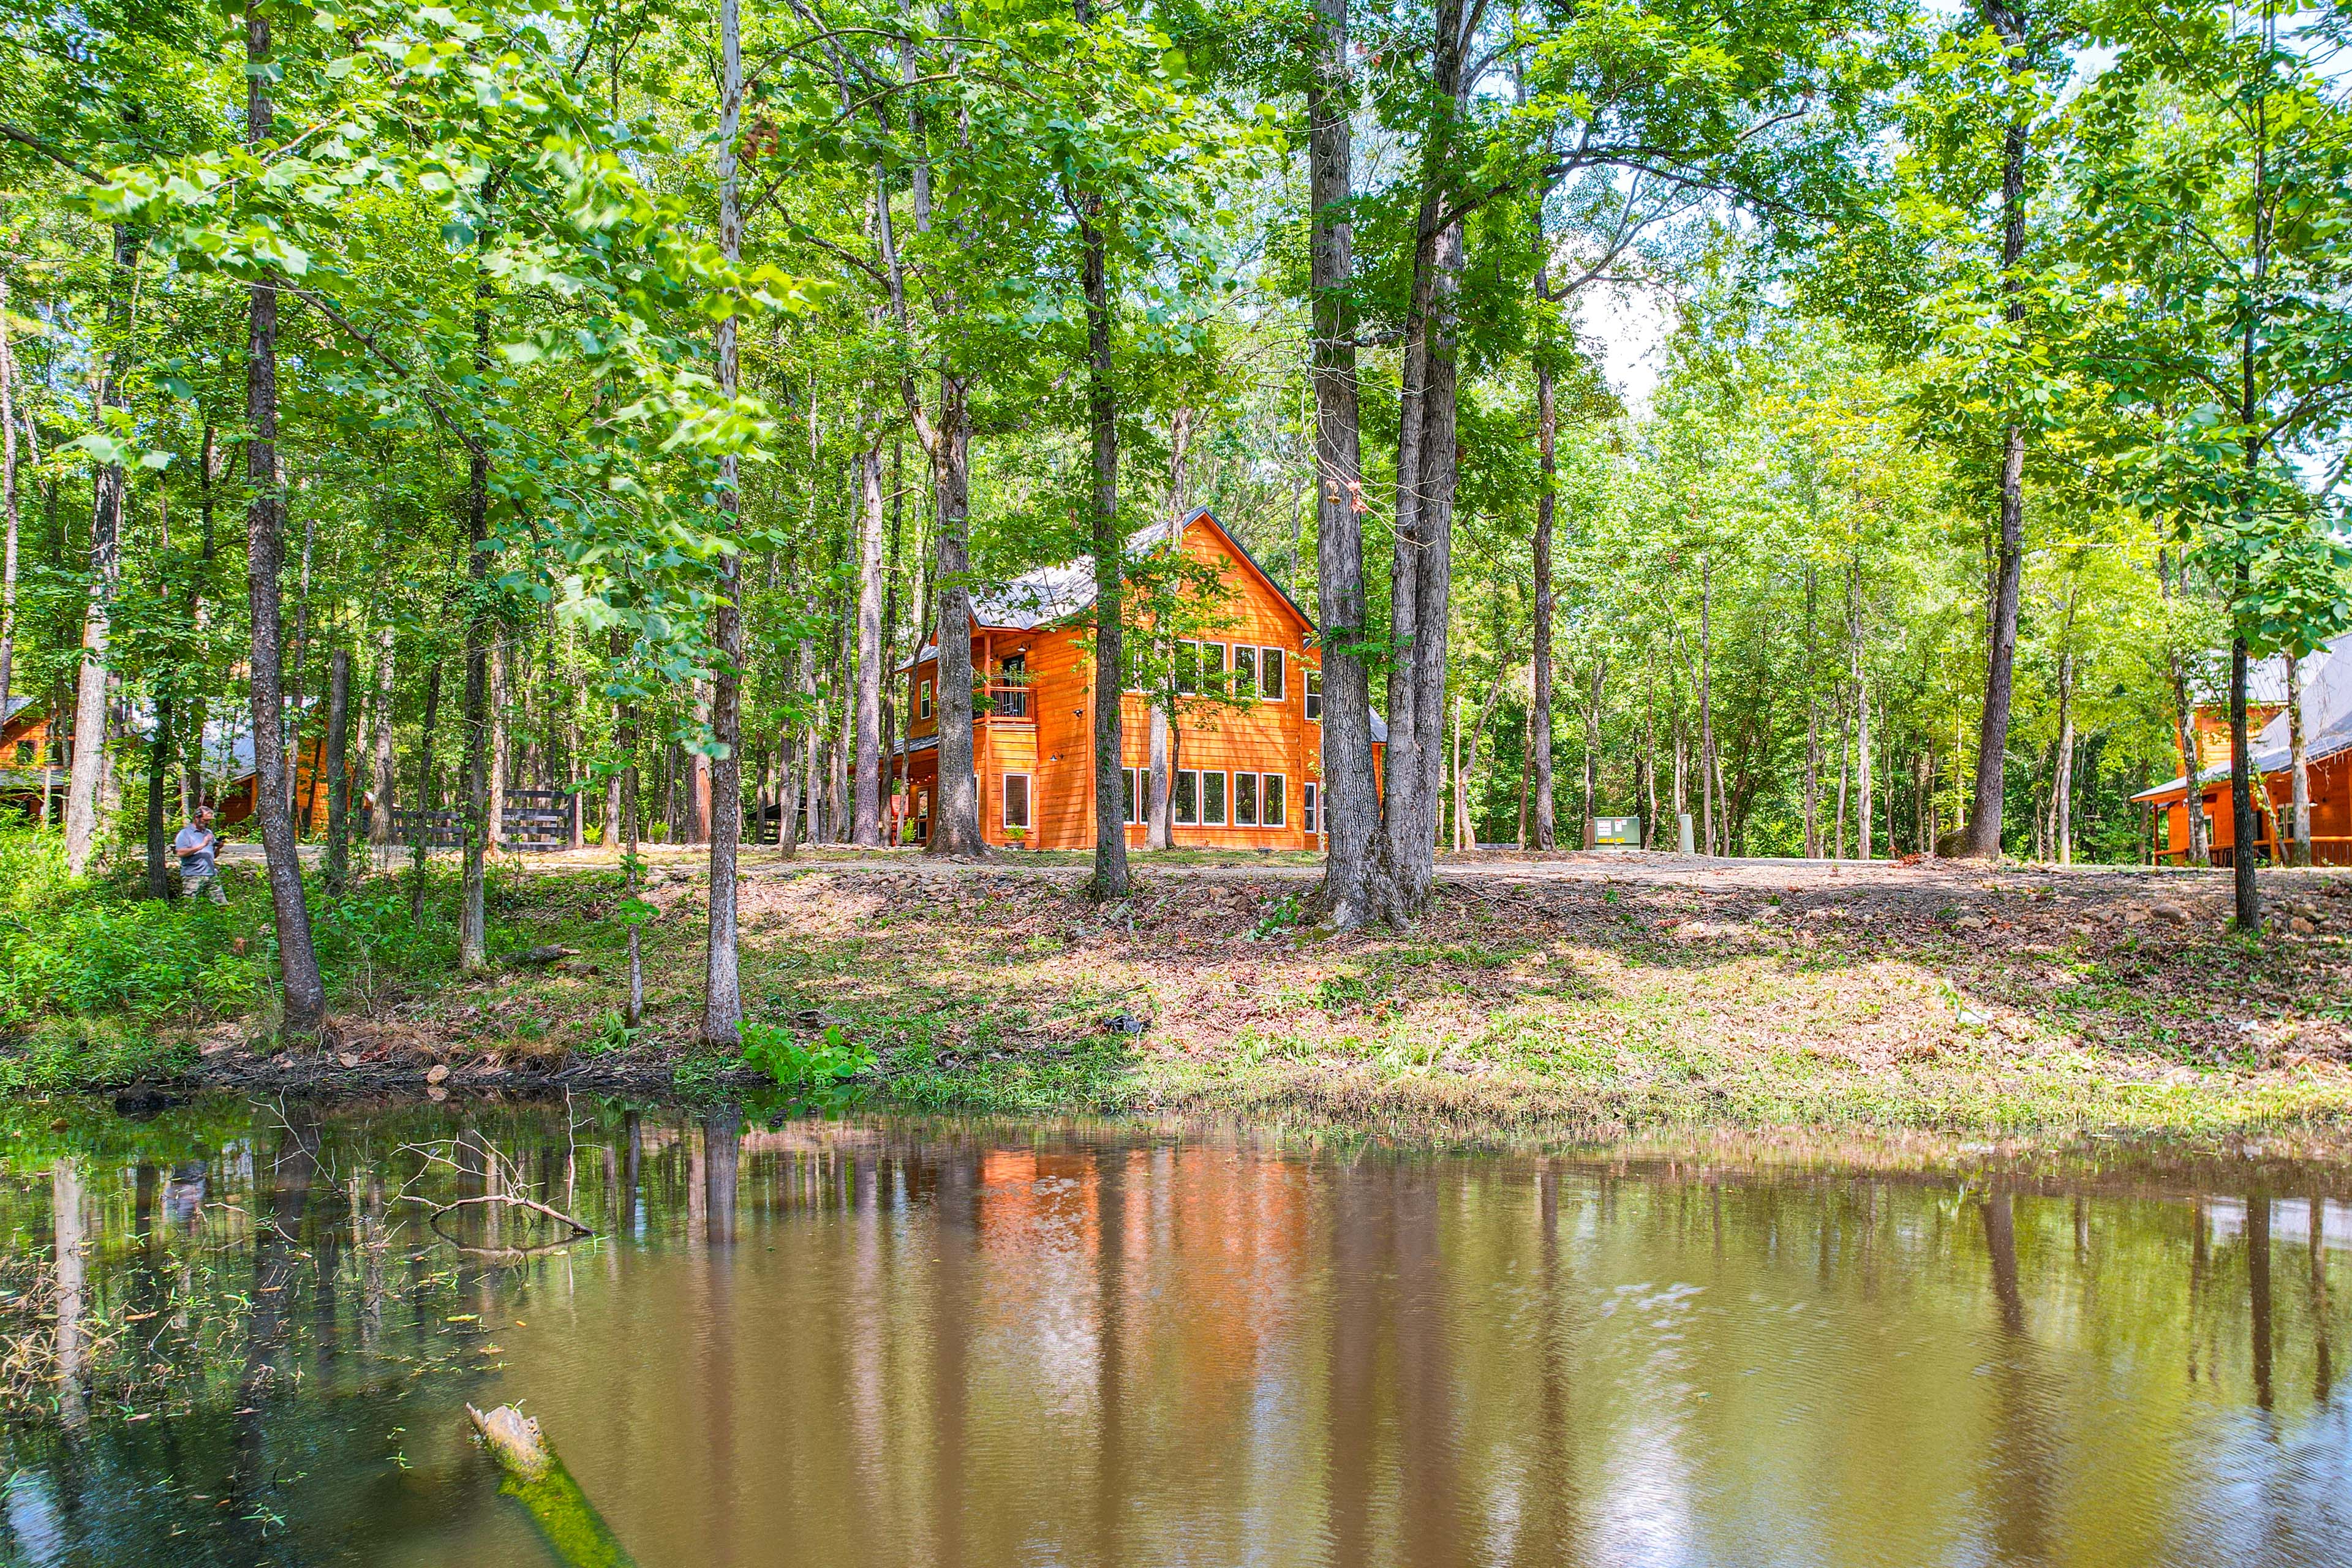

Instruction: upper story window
[919,678,933,720]
[1259,647,1286,701]
[1304,671,1322,721]
[1232,645,1257,700]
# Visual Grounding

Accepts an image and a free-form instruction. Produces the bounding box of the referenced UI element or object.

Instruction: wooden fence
[388,789,576,852]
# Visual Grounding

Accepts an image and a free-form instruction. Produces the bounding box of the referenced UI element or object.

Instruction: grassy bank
[9,831,2352,1142]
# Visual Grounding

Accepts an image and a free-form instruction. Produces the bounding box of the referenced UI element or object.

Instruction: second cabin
[894,508,1384,851]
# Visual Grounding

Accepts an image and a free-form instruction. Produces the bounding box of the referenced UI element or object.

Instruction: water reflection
[4,1102,2351,1567]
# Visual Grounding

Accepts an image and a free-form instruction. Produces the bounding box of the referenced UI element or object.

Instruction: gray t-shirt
[175,825,217,877]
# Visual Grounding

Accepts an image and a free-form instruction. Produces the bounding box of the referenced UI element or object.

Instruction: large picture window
[1201,769,1227,826]
[1262,773,1286,827]
[1001,772,1031,832]
[1259,647,1286,701]
[1174,769,1199,825]
[1235,771,1259,827]
[1304,671,1322,720]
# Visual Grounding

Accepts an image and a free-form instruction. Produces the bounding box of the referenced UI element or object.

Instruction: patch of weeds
[1313,971,1377,1011]
[581,1011,651,1056]
[1251,889,1307,940]
[743,1020,877,1088]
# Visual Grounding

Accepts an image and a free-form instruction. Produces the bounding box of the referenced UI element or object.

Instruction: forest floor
[110,845,2352,1145]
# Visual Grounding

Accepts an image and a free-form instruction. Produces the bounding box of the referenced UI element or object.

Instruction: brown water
[3,1100,2350,1567]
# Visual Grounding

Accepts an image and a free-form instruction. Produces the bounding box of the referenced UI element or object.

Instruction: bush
[742,1020,875,1088]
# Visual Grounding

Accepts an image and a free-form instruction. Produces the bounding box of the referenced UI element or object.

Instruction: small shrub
[742,1020,876,1088]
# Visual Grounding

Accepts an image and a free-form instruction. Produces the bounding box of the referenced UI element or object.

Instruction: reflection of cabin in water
[893,508,1383,851]
[2133,634,2352,865]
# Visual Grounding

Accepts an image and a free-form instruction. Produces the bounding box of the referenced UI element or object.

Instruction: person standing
[175,804,225,904]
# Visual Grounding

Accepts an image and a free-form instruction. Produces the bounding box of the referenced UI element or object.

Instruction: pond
[3,1098,2349,1567]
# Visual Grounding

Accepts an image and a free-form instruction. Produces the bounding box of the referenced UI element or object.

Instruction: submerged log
[467,1403,636,1568]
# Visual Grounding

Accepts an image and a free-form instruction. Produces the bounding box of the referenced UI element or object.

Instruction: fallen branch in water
[395,1137,598,1255]
[469,1403,637,1567]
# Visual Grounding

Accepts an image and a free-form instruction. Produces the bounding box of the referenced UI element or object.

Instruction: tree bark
[324,647,351,894]
[1146,412,1189,850]
[0,267,21,724]
[1803,565,1820,856]
[457,446,494,969]
[488,641,510,853]
[852,437,886,845]
[410,660,440,925]
[1531,358,1558,851]
[369,624,396,844]
[2286,649,2310,865]
[704,0,747,1046]
[1961,8,2032,859]
[1699,558,1716,855]
[144,697,172,897]
[924,383,986,855]
[2231,625,2260,929]
[1306,0,1379,924]
[1072,28,1130,899]
[64,224,141,876]
[243,1,325,1032]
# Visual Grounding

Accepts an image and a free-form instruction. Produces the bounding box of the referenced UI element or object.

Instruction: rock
[2150,903,2191,925]
[1951,914,1989,932]
[1957,1007,1991,1028]
[337,1052,360,1069]
[426,1063,451,1084]
[2290,917,2316,935]
[510,945,578,968]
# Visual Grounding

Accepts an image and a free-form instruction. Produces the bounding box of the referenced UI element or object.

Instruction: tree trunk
[1961,34,2030,860]
[243,2,325,1032]
[880,437,907,837]
[457,440,494,970]
[1699,559,1716,855]
[1146,411,1189,851]
[925,383,987,856]
[1531,359,1557,850]
[620,691,644,1028]
[1306,0,1379,923]
[1580,659,1602,846]
[144,697,172,898]
[0,267,21,724]
[281,483,314,818]
[2231,625,2260,928]
[2286,649,2310,865]
[410,660,440,925]
[369,625,396,844]
[1852,579,1871,861]
[1803,565,1819,856]
[704,0,747,1047]
[1072,47,1130,899]
[851,437,886,845]
[322,648,351,893]
[2052,647,2074,865]
[181,427,216,815]
[64,224,141,876]
[488,641,510,853]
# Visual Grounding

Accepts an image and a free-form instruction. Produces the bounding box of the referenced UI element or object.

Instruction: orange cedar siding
[2152,752,2352,865]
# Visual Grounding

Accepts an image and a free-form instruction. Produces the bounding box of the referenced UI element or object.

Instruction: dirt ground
[178,845,2352,1144]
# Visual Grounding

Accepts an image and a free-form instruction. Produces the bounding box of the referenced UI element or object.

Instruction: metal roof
[2133,632,2352,801]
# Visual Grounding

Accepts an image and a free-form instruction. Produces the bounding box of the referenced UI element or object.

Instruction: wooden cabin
[1,695,65,818]
[892,508,1383,851]
[2135,635,2352,866]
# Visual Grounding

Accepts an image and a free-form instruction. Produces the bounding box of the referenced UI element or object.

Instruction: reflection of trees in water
[7,1105,2352,1567]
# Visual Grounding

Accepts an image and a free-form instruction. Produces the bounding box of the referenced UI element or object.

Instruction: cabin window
[12,741,29,766]
[1262,773,1286,827]
[1174,769,1199,825]
[1201,770,1227,826]
[1121,767,1140,824]
[1001,772,1031,832]
[1231,646,1257,701]
[917,789,931,844]
[1302,781,1318,835]
[1259,647,1286,701]
[1304,671,1322,720]
[1235,772,1259,826]
[919,679,932,720]
[1175,640,1200,695]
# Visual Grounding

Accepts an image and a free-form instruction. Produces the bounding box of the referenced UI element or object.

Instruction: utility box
[1588,815,1641,848]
